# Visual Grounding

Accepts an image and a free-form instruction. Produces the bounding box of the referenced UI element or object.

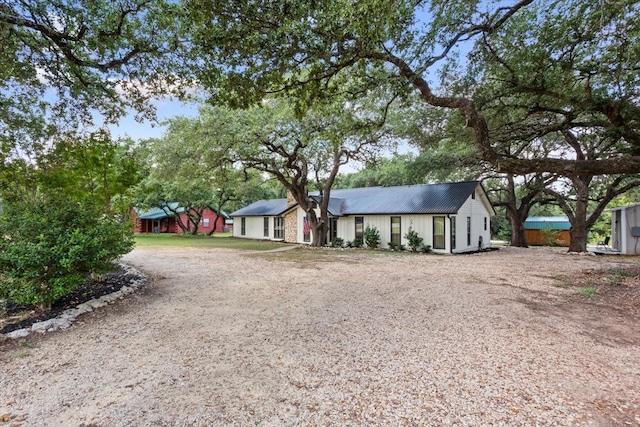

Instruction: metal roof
[606,202,640,212]
[231,181,484,217]
[135,203,182,220]
[230,198,288,217]
[136,203,230,220]
[315,181,481,215]
[524,216,571,230]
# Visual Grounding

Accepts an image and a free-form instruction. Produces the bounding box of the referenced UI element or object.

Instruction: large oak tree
[184,0,639,251]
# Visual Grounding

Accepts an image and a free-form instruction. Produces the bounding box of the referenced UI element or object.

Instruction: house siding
[231,182,494,253]
[450,192,492,253]
[233,216,269,239]
[134,207,227,235]
[610,204,640,254]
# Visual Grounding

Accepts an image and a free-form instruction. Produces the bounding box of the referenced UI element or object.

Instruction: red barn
[133,203,230,234]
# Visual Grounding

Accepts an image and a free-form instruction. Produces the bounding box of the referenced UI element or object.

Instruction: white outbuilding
[608,203,640,254]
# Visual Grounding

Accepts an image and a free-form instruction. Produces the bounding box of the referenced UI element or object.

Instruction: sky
[108,97,199,141]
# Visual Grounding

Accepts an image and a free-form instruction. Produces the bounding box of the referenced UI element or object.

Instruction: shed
[608,203,640,254]
[524,216,571,246]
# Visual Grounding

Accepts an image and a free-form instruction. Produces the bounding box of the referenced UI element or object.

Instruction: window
[433,216,445,249]
[355,217,364,240]
[471,191,476,199]
[391,216,401,245]
[263,217,269,237]
[467,216,471,246]
[241,217,246,236]
[203,218,210,227]
[329,218,338,242]
[484,217,487,231]
[451,216,456,250]
[274,217,285,240]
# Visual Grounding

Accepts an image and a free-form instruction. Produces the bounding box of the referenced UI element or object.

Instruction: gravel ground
[1,245,639,426]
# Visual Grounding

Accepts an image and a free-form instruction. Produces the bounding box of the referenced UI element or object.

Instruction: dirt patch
[1,246,639,426]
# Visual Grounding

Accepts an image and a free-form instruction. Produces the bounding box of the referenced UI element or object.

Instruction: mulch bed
[0,266,143,335]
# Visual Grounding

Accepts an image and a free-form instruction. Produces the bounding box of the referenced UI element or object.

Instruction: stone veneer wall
[284,191,298,243]
[284,210,297,243]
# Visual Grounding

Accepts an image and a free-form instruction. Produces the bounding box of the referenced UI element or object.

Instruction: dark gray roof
[230,198,288,217]
[232,181,485,217]
[316,181,482,215]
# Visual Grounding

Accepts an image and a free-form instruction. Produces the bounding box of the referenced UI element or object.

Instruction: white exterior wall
[611,205,640,254]
[337,214,444,252]
[233,216,271,240]
[233,186,494,253]
[334,192,492,253]
[451,191,492,253]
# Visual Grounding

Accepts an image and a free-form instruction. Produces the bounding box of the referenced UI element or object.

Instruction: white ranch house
[230,181,495,254]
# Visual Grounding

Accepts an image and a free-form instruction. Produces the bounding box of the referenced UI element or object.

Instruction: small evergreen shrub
[404,227,424,252]
[363,225,380,249]
[332,237,344,247]
[352,237,364,248]
[419,244,432,253]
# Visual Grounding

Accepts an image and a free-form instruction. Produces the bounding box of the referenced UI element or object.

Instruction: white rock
[99,295,114,303]
[52,318,72,329]
[7,328,30,339]
[87,299,107,309]
[60,308,81,320]
[75,303,93,313]
[110,291,123,299]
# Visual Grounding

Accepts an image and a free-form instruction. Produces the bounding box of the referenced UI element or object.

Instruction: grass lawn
[133,233,292,251]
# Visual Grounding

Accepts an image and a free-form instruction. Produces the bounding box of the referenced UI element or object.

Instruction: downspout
[447,214,453,254]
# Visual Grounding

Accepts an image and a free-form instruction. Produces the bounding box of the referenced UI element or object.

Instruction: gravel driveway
[1,246,639,426]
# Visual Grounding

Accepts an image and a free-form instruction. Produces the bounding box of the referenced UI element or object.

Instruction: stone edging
[2,263,147,340]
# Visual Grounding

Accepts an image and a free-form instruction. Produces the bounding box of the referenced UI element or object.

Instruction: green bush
[352,237,364,248]
[331,237,344,247]
[404,227,424,252]
[419,243,432,253]
[364,224,380,249]
[0,198,134,311]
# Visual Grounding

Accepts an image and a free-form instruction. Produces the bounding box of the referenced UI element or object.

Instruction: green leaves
[1,0,189,159]
[0,197,134,309]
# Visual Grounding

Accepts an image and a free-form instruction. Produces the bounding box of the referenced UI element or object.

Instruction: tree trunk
[568,219,588,252]
[507,210,528,247]
[504,174,529,247]
[207,213,220,236]
[311,221,326,246]
[567,179,590,252]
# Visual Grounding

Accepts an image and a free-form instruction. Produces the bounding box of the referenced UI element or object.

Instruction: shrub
[419,244,432,253]
[0,197,134,311]
[352,237,364,248]
[363,224,380,249]
[404,227,424,252]
[331,237,344,247]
